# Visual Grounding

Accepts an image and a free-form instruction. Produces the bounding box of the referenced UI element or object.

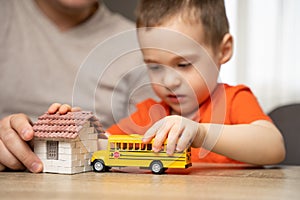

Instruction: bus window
[121,143,127,150]
[116,142,121,150]
[135,143,140,150]
[128,143,134,150]
[146,144,152,150]
[110,142,115,150]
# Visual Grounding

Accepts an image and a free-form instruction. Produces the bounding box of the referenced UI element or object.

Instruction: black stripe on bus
[109,157,186,162]
[109,153,187,160]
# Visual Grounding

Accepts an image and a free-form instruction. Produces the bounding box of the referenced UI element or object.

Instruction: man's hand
[142,115,205,155]
[0,113,43,172]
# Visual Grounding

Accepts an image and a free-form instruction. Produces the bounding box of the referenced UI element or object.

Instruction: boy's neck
[35,0,99,31]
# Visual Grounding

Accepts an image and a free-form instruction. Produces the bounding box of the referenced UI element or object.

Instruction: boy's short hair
[136,0,229,50]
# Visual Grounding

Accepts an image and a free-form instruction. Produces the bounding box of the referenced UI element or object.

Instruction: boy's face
[138,19,222,117]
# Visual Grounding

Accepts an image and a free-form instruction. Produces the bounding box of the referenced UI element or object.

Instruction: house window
[47,141,58,160]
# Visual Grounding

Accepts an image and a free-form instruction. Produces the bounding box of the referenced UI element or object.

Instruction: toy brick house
[33,111,104,174]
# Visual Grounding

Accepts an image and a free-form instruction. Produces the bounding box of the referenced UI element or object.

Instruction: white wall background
[221,0,300,113]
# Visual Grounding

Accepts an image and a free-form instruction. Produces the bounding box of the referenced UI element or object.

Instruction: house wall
[34,126,98,174]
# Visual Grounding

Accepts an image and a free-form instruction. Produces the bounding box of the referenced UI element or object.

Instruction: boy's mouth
[167,94,186,103]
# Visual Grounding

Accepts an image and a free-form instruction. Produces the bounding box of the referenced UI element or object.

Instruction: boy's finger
[152,121,172,151]
[9,114,34,141]
[48,103,62,114]
[175,128,193,152]
[166,124,182,155]
[143,118,165,143]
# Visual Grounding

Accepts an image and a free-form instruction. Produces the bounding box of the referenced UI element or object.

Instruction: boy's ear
[218,33,233,64]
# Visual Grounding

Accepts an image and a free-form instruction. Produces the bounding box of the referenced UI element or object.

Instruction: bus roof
[108,134,144,142]
[108,134,168,144]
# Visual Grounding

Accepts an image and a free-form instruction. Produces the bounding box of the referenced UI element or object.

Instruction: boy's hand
[48,103,81,114]
[143,115,205,155]
[0,114,43,172]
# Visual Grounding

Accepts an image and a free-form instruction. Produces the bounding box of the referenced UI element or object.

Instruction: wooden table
[1,163,299,200]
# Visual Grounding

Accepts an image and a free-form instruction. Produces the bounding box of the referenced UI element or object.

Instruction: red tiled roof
[33,111,104,139]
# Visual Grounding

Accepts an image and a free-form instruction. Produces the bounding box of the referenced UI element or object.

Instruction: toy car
[90,134,192,174]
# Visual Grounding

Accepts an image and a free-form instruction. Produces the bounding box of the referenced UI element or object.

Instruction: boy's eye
[147,64,163,71]
[177,62,192,68]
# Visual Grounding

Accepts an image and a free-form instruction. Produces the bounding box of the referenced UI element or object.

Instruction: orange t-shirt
[107,84,271,163]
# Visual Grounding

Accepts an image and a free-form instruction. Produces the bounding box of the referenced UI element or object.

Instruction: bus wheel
[150,160,164,174]
[93,159,106,172]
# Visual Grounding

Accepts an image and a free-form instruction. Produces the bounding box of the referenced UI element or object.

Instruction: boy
[50,0,285,165]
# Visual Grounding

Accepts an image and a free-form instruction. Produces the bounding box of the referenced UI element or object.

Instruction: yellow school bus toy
[90,134,192,174]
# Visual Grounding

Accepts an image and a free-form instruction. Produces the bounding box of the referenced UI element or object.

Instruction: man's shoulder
[97,4,135,31]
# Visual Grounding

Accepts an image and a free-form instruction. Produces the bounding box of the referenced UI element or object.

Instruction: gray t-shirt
[0,0,155,128]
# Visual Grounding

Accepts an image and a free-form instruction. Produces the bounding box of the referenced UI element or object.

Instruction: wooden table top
[1,163,299,200]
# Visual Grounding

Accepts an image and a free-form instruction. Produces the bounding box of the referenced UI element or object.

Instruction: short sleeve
[229,87,271,124]
[106,99,168,135]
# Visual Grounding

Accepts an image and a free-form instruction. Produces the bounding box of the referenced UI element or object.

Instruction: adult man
[0,0,153,172]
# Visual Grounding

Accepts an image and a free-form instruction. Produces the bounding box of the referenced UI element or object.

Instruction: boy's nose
[162,69,181,90]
